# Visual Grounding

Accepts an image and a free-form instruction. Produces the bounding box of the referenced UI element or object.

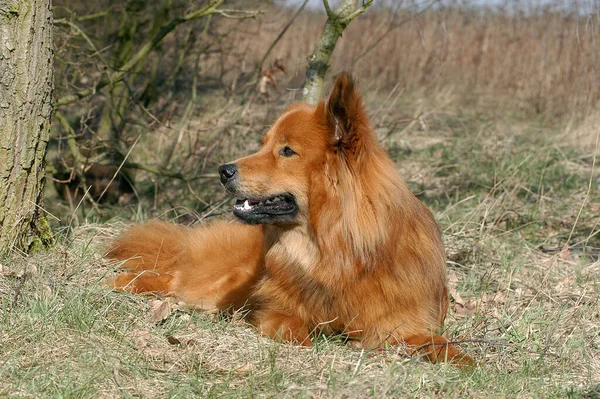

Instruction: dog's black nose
[218,163,237,184]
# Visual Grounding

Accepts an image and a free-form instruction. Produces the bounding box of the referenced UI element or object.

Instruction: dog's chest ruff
[267,228,319,273]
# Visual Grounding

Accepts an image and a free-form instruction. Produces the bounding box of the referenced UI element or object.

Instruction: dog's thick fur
[107,74,471,365]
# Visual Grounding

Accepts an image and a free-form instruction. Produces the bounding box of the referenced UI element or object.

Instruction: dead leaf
[234,363,253,375]
[558,244,571,261]
[38,285,53,300]
[148,299,171,323]
[27,264,38,276]
[486,291,506,305]
[17,264,39,278]
[133,329,151,347]
[453,297,477,317]
[179,314,191,322]
[448,270,459,291]
[0,266,20,278]
[132,329,162,357]
[166,335,182,346]
[451,289,465,307]
[448,270,464,309]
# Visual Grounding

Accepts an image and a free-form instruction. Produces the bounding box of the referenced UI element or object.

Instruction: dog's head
[219,73,376,225]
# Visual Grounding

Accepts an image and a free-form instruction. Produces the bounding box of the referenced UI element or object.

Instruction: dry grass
[53,1,600,127]
[566,113,600,156]
[208,2,600,118]
[5,91,600,397]
[48,1,600,214]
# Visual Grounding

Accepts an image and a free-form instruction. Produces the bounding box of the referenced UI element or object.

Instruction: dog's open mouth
[232,194,298,224]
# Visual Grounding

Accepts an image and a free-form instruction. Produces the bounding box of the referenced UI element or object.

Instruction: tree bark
[301,0,372,105]
[0,0,54,256]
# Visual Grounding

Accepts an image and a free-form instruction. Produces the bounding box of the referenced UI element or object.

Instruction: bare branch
[241,0,309,103]
[54,19,109,67]
[341,0,373,24]
[302,0,373,105]
[322,0,335,19]
[56,0,228,108]
[161,18,211,169]
[120,162,217,181]
[55,110,87,165]
[96,135,140,203]
[75,11,110,22]
[213,9,261,19]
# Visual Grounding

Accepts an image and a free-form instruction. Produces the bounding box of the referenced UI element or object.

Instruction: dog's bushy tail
[105,221,188,295]
[105,221,265,309]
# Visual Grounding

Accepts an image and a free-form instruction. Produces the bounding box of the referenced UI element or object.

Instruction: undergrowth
[2,92,599,398]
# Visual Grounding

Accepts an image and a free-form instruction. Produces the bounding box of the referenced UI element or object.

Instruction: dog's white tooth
[243,200,252,210]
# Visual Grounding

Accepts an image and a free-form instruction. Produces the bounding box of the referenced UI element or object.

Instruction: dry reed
[206,2,600,119]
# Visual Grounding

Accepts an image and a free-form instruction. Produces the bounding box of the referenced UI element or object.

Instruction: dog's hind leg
[404,334,473,367]
[109,271,174,295]
[251,309,313,347]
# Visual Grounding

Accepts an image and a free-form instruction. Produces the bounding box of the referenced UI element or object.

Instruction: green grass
[2,96,599,398]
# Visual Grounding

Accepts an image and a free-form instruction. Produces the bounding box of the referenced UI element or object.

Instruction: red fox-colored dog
[107,73,471,366]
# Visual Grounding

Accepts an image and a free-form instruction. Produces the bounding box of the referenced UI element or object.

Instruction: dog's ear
[324,73,366,150]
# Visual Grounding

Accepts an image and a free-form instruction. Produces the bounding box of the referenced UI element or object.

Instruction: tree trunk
[0,0,54,256]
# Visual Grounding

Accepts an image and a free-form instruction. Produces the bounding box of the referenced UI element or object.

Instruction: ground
[1,93,599,398]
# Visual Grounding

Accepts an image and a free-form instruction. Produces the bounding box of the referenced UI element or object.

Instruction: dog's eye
[279,146,297,157]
